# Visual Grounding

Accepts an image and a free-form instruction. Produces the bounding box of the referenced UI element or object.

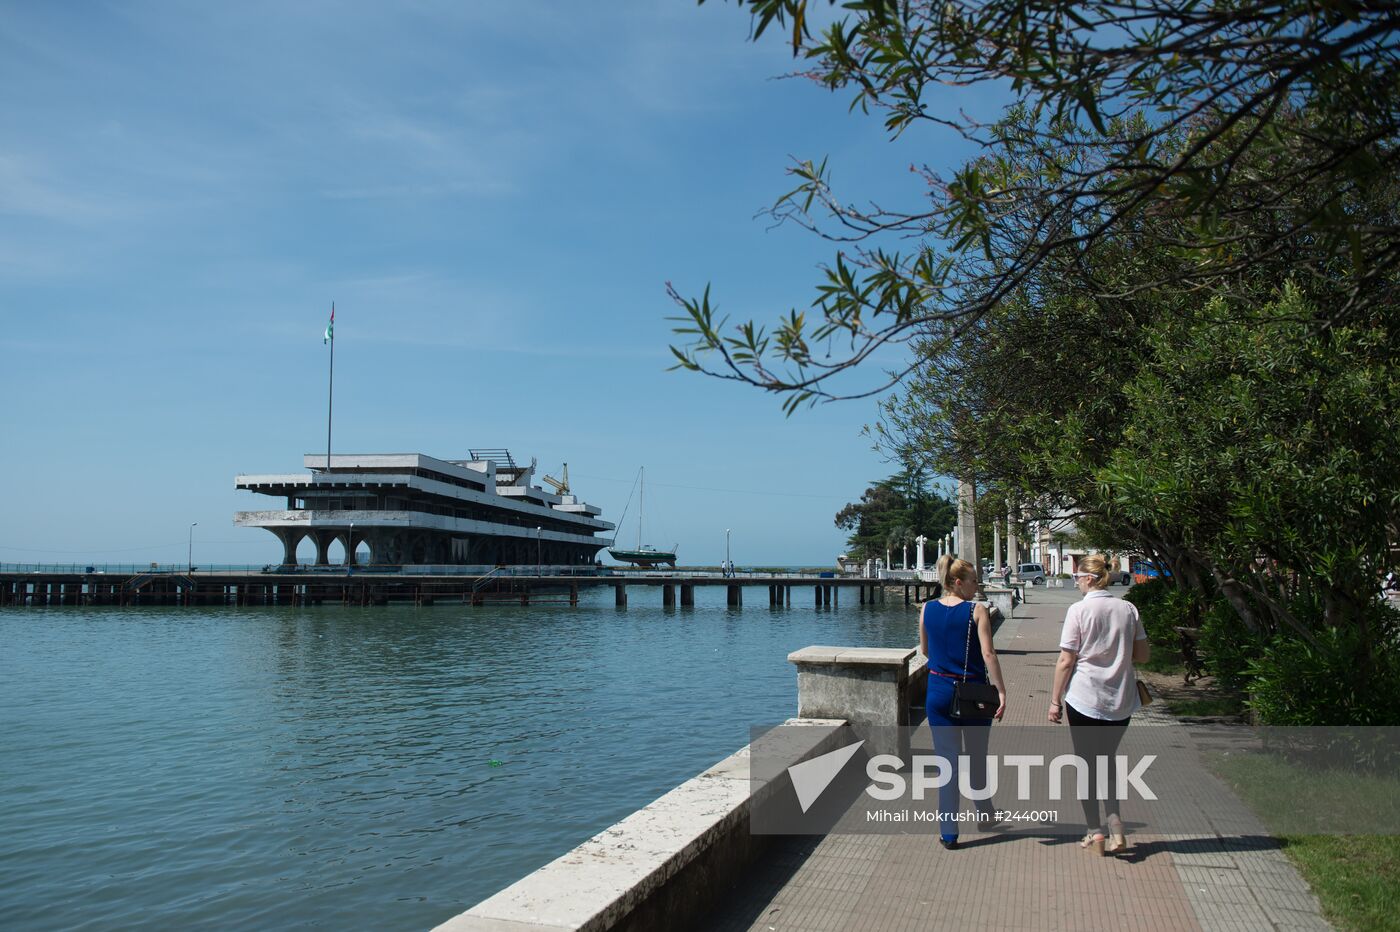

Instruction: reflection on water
[1,588,917,930]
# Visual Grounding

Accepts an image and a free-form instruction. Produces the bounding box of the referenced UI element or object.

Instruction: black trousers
[1066,703,1130,830]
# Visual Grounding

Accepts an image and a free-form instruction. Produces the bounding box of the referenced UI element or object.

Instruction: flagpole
[326,302,334,470]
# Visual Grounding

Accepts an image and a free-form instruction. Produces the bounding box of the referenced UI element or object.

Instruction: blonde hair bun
[1077,554,1112,590]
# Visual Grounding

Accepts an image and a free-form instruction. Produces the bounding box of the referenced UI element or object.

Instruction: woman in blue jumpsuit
[920,558,1007,849]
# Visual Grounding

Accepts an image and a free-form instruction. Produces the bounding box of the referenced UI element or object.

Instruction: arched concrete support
[312,530,337,566]
[378,531,405,565]
[273,528,304,566]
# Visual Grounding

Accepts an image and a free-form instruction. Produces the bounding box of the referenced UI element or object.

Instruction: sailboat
[608,467,678,567]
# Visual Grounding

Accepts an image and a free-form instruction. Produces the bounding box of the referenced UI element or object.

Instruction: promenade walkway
[703,587,1331,932]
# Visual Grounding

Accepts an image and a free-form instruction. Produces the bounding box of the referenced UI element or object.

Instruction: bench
[1174,626,1205,683]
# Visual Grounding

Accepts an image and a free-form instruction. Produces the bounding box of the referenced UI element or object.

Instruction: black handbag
[952,681,1001,718]
[950,606,999,719]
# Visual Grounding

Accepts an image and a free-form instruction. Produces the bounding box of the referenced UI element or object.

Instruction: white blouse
[1059,590,1148,720]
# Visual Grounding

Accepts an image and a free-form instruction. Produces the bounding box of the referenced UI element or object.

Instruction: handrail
[471,566,506,593]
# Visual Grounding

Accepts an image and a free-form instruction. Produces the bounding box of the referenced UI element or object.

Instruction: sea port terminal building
[236,452,614,568]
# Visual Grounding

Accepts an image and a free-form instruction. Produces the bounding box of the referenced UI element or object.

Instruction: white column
[957,478,977,566]
[915,535,927,572]
[993,519,1002,573]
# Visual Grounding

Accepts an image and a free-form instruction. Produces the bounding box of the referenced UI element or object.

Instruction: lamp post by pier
[536,527,542,575]
[725,528,731,577]
[188,522,197,572]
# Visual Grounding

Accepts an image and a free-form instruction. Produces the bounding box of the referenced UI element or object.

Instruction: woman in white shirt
[1047,553,1150,854]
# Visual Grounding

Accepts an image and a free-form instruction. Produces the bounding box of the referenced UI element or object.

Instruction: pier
[0,566,946,609]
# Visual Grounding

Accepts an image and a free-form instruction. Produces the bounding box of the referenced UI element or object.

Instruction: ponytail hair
[941,556,977,590]
[935,553,954,590]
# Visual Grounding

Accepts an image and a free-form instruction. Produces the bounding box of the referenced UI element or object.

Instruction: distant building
[1025,509,1129,577]
[235,452,614,567]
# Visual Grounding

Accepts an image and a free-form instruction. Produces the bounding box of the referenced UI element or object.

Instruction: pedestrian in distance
[920,555,1008,850]
[1047,553,1151,855]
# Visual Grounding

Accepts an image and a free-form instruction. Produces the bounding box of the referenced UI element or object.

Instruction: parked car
[1016,562,1046,585]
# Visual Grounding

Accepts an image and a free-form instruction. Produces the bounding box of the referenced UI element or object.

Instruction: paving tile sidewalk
[703,587,1331,932]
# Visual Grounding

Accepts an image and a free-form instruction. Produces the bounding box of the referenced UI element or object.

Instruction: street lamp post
[188,522,197,572]
[536,527,542,575]
[349,521,355,567]
[725,528,731,577]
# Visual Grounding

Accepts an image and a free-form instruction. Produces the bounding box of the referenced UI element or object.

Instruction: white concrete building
[235,451,614,567]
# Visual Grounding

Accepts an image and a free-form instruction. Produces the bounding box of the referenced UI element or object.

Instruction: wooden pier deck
[0,568,938,609]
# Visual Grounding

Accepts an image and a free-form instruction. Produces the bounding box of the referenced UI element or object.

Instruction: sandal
[1080,831,1106,855]
[1105,817,1128,854]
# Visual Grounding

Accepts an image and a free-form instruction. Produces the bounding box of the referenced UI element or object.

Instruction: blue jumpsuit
[923,599,995,843]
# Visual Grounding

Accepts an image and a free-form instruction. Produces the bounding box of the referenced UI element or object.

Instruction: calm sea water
[1,585,917,930]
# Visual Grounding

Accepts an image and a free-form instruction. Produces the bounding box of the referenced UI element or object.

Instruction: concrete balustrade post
[788,646,921,759]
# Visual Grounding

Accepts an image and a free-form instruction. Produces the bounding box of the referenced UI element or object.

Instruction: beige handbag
[1136,679,1153,706]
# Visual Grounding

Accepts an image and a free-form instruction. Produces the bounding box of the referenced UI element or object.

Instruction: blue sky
[0,2,987,567]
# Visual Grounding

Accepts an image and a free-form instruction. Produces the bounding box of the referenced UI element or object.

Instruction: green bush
[1123,577,1171,610]
[1246,614,1400,726]
[1125,579,1199,645]
[1198,598,1263,692]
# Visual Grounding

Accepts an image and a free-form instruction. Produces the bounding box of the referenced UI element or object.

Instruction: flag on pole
[324,303,335,344]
